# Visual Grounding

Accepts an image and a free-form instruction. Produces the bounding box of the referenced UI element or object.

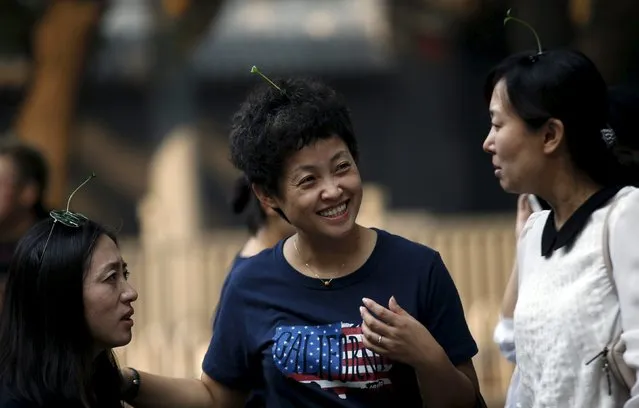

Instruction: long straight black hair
[0,218,123,407]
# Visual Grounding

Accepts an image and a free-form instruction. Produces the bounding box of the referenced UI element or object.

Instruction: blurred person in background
[483,45,639,407]
[227,175,295,269]
[0,139,49,312]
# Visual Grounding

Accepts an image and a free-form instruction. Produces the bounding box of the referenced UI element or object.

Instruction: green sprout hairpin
[504,9,544,59]
[41,173,96,259]
[250,65,284,94]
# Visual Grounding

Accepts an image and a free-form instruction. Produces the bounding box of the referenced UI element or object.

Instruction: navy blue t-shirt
[203,229,477,407]
[215,254,250,314]
[215,254,266,408]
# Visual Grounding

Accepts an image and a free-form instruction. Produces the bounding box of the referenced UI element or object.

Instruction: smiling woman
[123,76,485,408]
[0,216,138,408]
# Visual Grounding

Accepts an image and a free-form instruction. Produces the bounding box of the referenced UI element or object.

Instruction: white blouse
[514,187,639,408]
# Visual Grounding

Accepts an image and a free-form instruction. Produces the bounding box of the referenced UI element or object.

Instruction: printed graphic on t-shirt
[272,322,393,399]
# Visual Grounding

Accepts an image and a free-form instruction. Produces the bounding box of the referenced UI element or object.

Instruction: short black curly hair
[229,77,358,196]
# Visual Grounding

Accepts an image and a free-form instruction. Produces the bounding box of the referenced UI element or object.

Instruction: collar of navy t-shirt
[277,228,383,290]
[541,185,623,257]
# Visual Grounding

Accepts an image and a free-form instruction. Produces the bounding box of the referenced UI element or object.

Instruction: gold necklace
[293,237,343,287]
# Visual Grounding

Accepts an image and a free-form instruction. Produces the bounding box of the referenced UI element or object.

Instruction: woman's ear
[542,118,565,155]
[251,184,279,211]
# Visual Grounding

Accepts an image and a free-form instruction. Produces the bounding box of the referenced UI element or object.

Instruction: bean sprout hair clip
[504,9,545,62]
[40,173,96,260]
[601,126,617,148]
[251,65,286,95]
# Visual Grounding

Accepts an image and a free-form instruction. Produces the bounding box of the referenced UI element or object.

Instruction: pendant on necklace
[323,281,331,287]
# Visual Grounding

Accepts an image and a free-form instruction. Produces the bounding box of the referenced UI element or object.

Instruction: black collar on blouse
[541,185,622,257]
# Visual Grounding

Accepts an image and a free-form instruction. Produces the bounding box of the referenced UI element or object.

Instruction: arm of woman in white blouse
[609,189,639,408]
[493,194,534,364]
[494,264,517,363]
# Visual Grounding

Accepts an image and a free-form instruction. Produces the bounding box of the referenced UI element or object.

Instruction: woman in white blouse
[483,48,639,408]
